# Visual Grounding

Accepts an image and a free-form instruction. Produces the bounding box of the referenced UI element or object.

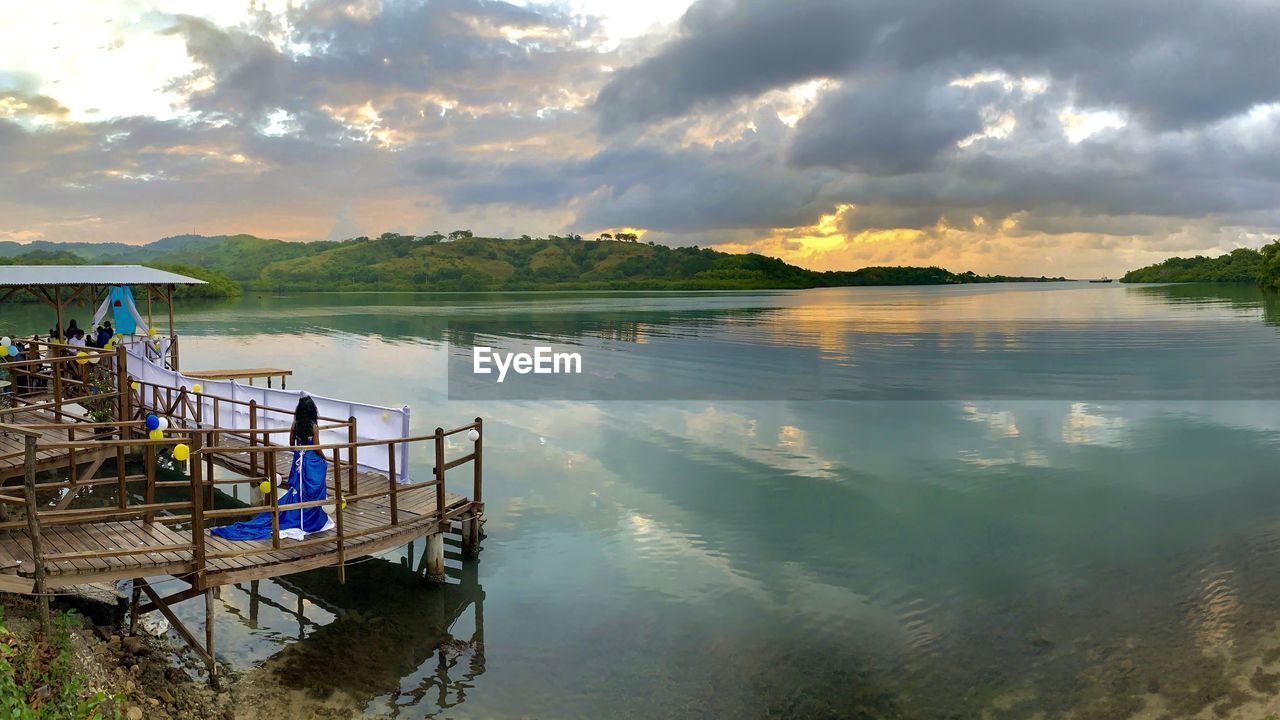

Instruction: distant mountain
[0,232,1069,291]
[0,240,138,257]
[143,234,229,253]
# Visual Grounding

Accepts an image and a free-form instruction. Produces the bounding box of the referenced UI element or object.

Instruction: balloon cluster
[1,336,16,358]
[144,413,171,441]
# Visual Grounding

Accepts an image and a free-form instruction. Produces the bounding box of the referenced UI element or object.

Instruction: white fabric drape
[91,287,151,337]
[124,343,412,482]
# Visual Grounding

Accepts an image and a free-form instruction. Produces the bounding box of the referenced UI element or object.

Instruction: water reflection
[177,550,486,718]
[18,283,1280,717]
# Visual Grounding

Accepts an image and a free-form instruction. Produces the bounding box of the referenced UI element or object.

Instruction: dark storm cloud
[788,71,995,175]
[597,0,1280,133]
[431,110,832,232]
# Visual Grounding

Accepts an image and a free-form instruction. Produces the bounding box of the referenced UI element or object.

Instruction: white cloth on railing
[124,343,412,482]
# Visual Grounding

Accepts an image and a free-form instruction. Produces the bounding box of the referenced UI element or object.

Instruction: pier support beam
[461,514,481,558]
[425,531,446,582]
[205,589,219,688]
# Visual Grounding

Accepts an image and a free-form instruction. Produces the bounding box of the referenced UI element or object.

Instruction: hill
[1,232,1068,292]
[1121,247,1265,283]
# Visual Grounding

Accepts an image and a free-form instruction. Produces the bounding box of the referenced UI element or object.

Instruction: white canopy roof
[0,265,205,287]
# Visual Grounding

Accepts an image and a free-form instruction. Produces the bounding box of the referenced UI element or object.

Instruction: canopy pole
[54,286,63,337]
[166,283,178,370]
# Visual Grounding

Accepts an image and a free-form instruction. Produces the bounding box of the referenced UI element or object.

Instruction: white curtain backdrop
[125,343,412,483]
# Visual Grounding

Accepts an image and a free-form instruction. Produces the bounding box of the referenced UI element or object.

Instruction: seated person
[98,321,114,346]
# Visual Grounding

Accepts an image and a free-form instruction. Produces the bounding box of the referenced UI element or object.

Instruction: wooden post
[461,515,479,558]
[473,417,483,503]
[116,344,130,428]
[248,580,260,628]
[189,434,206,589]
[434,427,446,517]
[425,531,445,583]
[347,416,358,495]
[333,445,346,585]
[268,449,280,550]
[387,442,398,526]
[204,588,218,688]
[144,443,156,525]
[22,435,50,633]
[51,352,63,419]
[116,445,127,510]
[248,400,258,477]
[166,284,178,370]
[128,584,141,636]
[54,286,63,343]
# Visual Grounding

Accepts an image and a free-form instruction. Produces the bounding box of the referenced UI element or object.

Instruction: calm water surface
[19,281,1280,718]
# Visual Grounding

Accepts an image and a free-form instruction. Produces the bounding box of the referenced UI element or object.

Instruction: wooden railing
[0,412,483,593]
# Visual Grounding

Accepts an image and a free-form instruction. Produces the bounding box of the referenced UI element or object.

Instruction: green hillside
[1121,247,1265,283]
[2,232,1069,292]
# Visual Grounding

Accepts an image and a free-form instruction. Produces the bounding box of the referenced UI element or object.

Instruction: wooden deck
[185,367,292,388]
[0,399,483,595]
[0,408,114,482]
[0,278,482,684]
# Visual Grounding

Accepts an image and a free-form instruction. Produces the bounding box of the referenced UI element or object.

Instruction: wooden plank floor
[0,407,113,481]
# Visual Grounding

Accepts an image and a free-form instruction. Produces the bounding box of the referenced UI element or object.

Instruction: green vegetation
[144,263,243,299]
[1121,247,1264,283]
[0,609,120,719]
[0,250,87,266]
[1121,240,1280,291]
[0,250,240,300]
[2,232,1066,292]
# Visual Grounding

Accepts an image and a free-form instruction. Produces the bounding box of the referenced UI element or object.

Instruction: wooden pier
[0,267,484,685]
[185,367,292,388]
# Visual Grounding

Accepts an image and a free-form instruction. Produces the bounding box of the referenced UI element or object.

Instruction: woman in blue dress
[211,395,334,541]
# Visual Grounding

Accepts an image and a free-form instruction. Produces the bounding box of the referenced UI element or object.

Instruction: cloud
[597,0,1280,131]
[2,0,1280,277]
[788,71,995,175]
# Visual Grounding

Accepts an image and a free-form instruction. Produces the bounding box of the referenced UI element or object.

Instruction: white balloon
[467,428,480,442]
[157,417,170,431]
[0,336,9,347]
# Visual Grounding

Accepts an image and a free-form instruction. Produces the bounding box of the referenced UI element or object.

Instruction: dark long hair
[291,396,319,445]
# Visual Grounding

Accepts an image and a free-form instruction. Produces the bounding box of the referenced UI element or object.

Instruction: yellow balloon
[148,429,163,440]
[341,500,347,510]
[172,443,191,462]
[259,481,272,495]
[130,381,140,390]
[75,351,89,365]
[148,327,157,337]
[192,384,202,393]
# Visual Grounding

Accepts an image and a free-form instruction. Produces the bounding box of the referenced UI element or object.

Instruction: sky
[2,0,1280,277]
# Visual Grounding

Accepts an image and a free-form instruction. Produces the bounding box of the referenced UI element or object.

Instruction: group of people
[47,319,115,348]
[2,319,119,397]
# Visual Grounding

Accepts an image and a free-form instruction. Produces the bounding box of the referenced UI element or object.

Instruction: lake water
[15,281,1280,718]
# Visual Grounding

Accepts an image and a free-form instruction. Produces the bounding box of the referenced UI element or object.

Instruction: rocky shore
[2,594,232,719]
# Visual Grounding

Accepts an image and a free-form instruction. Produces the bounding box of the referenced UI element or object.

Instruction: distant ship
[1089,277,1113,283]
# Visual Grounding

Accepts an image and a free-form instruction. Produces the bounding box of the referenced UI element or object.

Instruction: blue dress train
[210,449,331,541]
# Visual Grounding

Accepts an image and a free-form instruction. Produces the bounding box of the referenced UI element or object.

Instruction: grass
[0,608,122,719]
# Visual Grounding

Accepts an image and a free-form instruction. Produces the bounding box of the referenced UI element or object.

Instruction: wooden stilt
[22,434,50,633]
[426,531,446,582]
[204,588,218,687]
[128,583,141,635]
[461,515,480,558]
